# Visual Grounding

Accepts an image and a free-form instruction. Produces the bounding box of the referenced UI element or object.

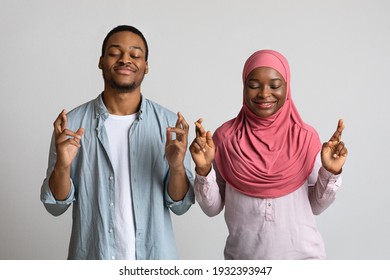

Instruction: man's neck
[102,89,142,116]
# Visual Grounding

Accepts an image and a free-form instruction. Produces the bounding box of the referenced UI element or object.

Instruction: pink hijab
[213,50,322,198]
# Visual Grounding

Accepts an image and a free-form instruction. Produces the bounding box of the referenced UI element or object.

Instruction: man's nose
[119,53,132,64]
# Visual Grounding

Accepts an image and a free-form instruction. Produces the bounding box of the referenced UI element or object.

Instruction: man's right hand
[49,110,84,200]
[53,109,84,169]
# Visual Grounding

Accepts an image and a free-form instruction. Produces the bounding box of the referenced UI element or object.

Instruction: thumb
[321,141,332,154]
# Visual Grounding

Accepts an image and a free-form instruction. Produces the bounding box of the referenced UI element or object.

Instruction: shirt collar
[93,92,145,121]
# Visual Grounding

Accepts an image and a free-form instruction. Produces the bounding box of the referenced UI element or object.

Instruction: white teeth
[258,102,273,108]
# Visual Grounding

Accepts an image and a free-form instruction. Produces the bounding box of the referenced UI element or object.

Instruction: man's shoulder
[66,96,98,118]
[142,98,176,119]
[63,96,100,129]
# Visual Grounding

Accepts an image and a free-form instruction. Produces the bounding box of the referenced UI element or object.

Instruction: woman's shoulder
[216,118,236,132]
[301,122,320,137]
[213,117,237,143]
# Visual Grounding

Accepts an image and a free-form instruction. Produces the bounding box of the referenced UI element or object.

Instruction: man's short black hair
[101,25,149,61]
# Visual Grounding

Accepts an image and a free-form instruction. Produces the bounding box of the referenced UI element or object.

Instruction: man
[40,25,195,260]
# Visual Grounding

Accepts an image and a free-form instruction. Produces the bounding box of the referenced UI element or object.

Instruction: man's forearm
[167,166,189,201]
[48,165,72,201]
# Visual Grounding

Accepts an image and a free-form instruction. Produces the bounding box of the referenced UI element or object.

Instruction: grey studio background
[1,0,389,260]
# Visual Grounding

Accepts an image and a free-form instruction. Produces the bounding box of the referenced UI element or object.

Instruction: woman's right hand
[189,118,215,176]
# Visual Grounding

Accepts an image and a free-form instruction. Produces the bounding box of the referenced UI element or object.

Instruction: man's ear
[144,61,149,74]
[98,56,103,69]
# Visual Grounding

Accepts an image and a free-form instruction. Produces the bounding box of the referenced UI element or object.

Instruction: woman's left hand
[321,119,348,175]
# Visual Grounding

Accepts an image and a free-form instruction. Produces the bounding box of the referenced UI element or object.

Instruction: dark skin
[244,67,287,118]
[321,119,347,174]
[190,66,348,176]
[49,31,190,201]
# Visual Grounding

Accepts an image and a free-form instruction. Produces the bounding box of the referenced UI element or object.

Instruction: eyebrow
[107,44,144,53]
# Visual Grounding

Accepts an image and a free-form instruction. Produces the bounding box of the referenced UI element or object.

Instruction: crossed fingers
[328,119,347,158]
[167,112,189,143]
[53,109,82,147]
[193,118,207,152]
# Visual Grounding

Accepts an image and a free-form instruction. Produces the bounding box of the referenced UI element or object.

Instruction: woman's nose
[257,87,271,98]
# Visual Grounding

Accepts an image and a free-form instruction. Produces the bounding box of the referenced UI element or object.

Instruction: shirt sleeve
[194,167,225,217]
[40,178,75,216]
[40,132,75,216]
[308,154,342,215]
[165,186,194,215]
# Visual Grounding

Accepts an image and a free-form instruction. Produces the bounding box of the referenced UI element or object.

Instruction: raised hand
[165,112,189,170]
[53,110,84,169]
[321,119,348,175]
[189,118,215,176]
[49,110,84,200]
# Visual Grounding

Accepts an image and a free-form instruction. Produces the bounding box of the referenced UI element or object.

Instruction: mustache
[114,62,138,71]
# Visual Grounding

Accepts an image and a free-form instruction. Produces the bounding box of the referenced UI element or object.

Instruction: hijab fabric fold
[213,50,322,198]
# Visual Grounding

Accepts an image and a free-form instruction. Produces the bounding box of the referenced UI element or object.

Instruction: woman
[190,50,348,259]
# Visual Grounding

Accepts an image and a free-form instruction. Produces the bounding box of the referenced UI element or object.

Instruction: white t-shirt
[105,113,137,260]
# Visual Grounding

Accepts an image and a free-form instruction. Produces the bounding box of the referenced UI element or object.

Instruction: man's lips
[114,65,136,75]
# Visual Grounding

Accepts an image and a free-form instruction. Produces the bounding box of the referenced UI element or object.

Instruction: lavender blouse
[194,153,342,259]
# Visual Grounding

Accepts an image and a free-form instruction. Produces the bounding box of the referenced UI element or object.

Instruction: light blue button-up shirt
[40,94,195,260]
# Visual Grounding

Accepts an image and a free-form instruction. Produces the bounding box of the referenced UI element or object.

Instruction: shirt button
[109,176,113,180]
[109,229,113,233]
[268,203,271,207]
[110,202,114,207]
[111,256,115,260]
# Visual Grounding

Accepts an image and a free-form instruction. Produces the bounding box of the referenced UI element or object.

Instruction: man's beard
[103,71,145,93]
[109,80,137,93]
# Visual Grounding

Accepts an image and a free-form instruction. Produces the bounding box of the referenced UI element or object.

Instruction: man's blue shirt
[40,94,195,259]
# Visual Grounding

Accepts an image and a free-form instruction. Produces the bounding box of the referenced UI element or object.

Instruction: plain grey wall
[1,0,389,259]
